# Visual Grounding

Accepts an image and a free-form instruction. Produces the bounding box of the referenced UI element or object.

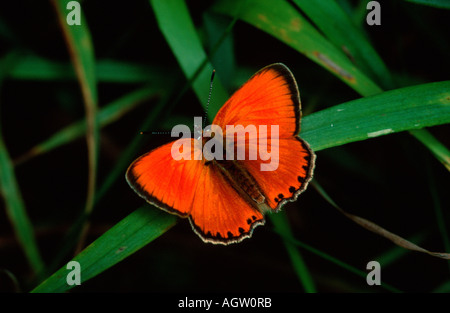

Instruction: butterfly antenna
[204,69,215,127]
[141,69,216,136]
[140,131,173,135]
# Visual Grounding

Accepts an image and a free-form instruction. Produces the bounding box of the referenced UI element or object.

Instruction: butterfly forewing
[213,63,301,138]
[126,138,202,216]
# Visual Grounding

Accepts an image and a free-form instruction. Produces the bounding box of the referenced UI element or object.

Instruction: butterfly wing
[243,136,315,211]
[126,138,202,217]
[126,138,264,244]
[188,163,265,244]
[212,63,315,211]
[213,63,300,138]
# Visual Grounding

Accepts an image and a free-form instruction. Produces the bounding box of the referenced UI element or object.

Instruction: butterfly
[126,63,315,245]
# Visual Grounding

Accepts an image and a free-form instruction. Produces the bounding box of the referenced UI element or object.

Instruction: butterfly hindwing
[189,163,265,244]
[242,136,315,211]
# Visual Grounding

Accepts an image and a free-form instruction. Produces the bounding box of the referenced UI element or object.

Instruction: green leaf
[291,0,394,89]
[404,0,450,9]
[301,81,450,151]
[9,54,174,84]
[52,0,99,249]
[410,129,450,172]
[433,280,450,293]
[426,162,450,271]
[212,0,383,97]
[312,178,450,260]
[270,213,316,293]
[94,88,176,205]
[212,0,448,171]
[203,12,237,91]
[0,127,45,278]
[42,86,177,275]
[14,86,160,165]
[150,0,229,119]
[31,206,177,293]
[272,211,402,293]
[0,52,45,277]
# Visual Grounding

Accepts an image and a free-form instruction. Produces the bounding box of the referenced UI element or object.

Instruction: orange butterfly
[126,63,315,245]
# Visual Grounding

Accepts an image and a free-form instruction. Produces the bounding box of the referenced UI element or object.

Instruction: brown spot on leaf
[313,51,355,82]
[258,14,268,23]
[290,17,301,31]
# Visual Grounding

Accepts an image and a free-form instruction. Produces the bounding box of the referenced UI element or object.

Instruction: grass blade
[203,12,237,91]
[212,0,383,97]
[433,281,450,293]
[404,0,450,9]
[426,161,450,270]
[291,0,394,89]
[95,88,176,204]
[31,206,177,293]
[273,224,402,293]
[0,126,45,278]
[14,86,160,166]
[150,0,229,119]
[9,54,174,84]
[43,85,177,275]
[0,52,45,278]
[213,0,448,171]
[410,129,450,172]
[312,181,450,259]
[301,81,450,151]
[270,213,316,292]
[52,0,99,252]
[376,232,427,267]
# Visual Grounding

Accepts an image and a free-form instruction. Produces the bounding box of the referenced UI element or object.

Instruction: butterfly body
[126,63,315,245]
[215,159,266,205]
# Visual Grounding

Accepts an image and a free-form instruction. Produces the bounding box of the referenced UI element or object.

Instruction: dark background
[0,0,449,292]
